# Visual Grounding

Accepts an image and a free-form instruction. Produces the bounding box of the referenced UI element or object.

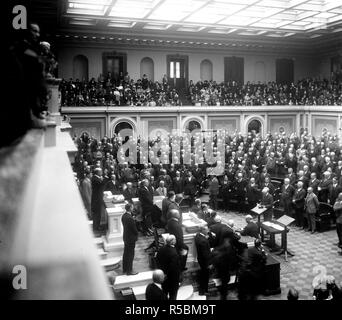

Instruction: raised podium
[251,205,267,233]
[102,192,126,254]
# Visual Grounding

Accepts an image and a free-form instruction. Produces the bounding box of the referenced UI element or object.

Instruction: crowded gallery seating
[3,0,342,302]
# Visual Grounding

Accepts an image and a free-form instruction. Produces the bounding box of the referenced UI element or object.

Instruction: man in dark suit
[91,168,105,232]
[318,171,332,203]
[122,203,138,275]
[329,177,342,206]
[138,179,154,234]
[280,178,295,217]
[156,235,181,300]
[172,171,184,194]
[209,215,241,248]
[195,226,212,295]
[260,187,274,221]
[161,191,175,226]
[233,173,248,213]
[167,209,188,270]
[123,182,136,203]
[145,269,167,300]
[297,170,309,190]
[104,174,120,195]
[250,165,261,187]
[183,171,197,207]
[238,239,267,300]
[285,168,297,186]
[292,181,307,228]
[246,178,261,212]
[308,172,320,196]
[260,177,275,196]
[239,215,259,239]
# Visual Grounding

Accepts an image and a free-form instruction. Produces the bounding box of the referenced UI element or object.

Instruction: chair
[315,202,334,232]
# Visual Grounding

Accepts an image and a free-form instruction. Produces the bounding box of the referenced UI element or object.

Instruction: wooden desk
[251,205,267,233]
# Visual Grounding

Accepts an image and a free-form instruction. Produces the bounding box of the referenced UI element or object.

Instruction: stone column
[46,77,62,126]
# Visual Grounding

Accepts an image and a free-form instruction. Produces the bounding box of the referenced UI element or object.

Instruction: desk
[260,221,292,261]
[251,205,267,233]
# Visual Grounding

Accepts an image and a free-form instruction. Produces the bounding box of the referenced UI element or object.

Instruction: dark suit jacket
[195,233,212,268]
[138,186,154,213]
[285,173,297,186]
[293,188,306,208]
[261,182,275,195]
[145,283,167,300]
[280,184,295,206]
[123,188,137,202]
[246,184,261,203]
[172,177,184,194]
[91,175,104,210]
[183,177,197,195]
[261,193,274,214]
[329,184,342,204]
[167,218,187,251]
[240,222,259,238]
[309,179,320,195]
[156,245,181,282]
[122,212,138,244]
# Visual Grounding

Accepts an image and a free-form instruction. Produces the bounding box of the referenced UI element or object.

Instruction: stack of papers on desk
[263,221,284,231]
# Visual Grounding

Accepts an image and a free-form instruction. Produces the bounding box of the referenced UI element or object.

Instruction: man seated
[238,215,259,239]
[145,269,167,300]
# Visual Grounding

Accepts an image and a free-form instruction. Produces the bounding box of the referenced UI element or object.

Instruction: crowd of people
[188,78,342,106]
[60,73,181,107]
[61,74,342,107]
[74,127,342,251]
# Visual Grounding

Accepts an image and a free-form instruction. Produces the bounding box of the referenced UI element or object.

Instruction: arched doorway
[140,57,154,81]
[200,59,213,81]
[185,120,202,133]
[73,55,88,81]
[248,119,262,134]
[114,122,133,141]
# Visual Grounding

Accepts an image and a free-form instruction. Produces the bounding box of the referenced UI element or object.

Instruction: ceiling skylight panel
[148,0,207,21]
[110,0,160,19]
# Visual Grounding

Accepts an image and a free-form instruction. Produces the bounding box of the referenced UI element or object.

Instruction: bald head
[152,269,165,284]
[169,209,180,220]
[166,234,176,246]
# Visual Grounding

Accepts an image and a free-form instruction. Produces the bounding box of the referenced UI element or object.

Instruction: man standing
[91,168,104,232]
[156,235,181,299]
[80,172,92,219]
[308,172,320,195]
[318,171,332,203]
[305,187,319,233]
[329,177,342,206]
[195,226,212,296]
[333,193,342,255]
[238,239,267,300]
[138,179,154,235]
[260,187,274,221]
[167,209,188,271]
[122,203,139,275]
[183,171,197,207]
[280,178,295,217]
[292,181,306,228]
[234,172,248,213]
